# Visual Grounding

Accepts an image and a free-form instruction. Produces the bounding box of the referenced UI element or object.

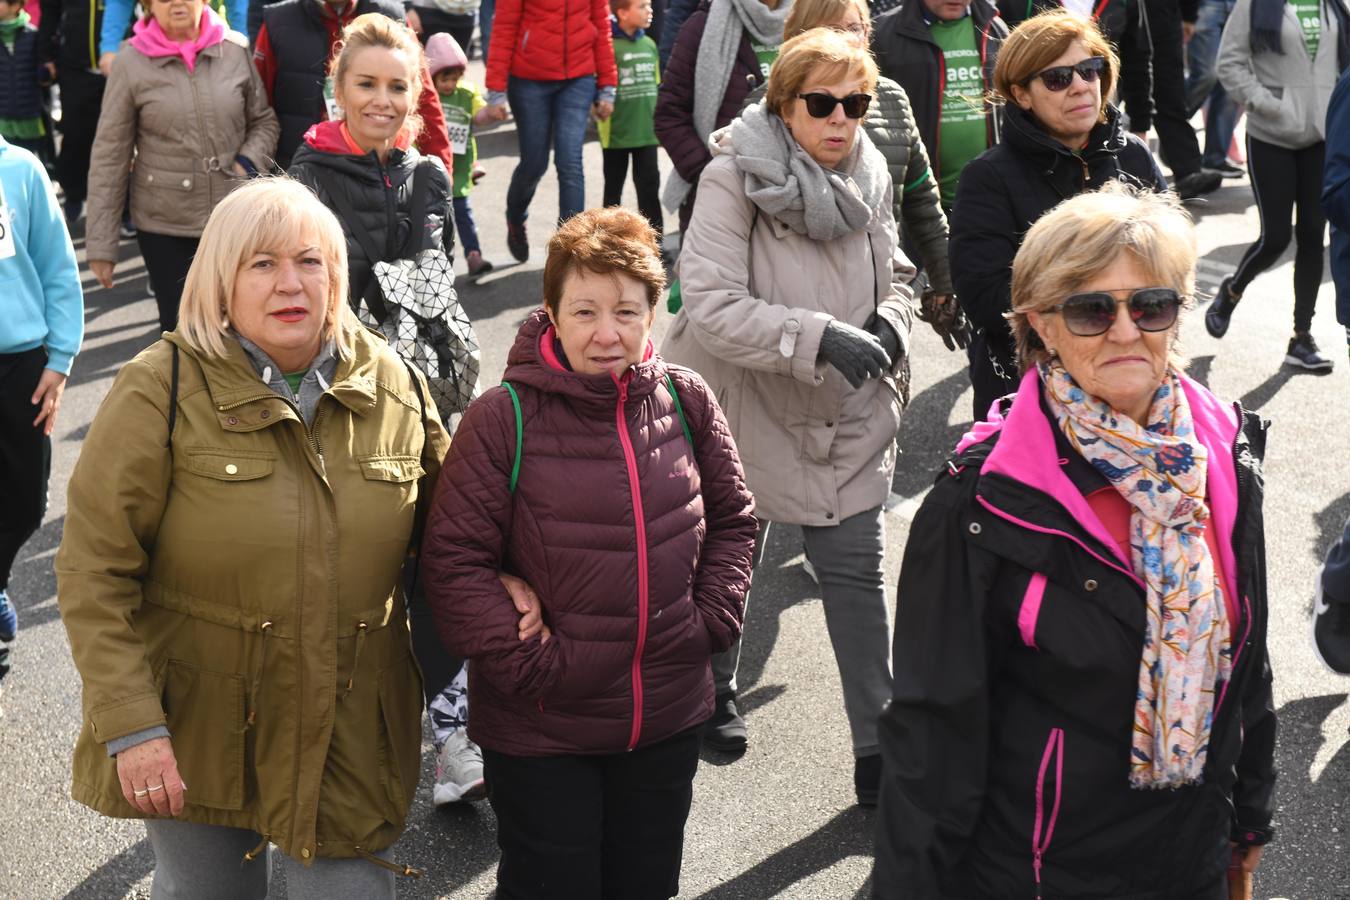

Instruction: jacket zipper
[1214,409,1255,715]
[613,374,649,751]
[89,0,98,71]
[563,0,569,76]
[1032,727,1065,899]
[931,44,945,183]
[188,63,214,209]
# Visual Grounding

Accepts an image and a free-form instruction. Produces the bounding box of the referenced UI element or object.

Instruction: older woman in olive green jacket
[56,179,448,900]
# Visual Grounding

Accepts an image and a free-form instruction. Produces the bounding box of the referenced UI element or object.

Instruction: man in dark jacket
[997,0,1153,132]
[871,0,1008,212]
[37,0,134,223]
[1322,65,1350,368]
[252,0,453,169]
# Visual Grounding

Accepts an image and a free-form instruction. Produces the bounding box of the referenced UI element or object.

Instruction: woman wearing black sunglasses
[664,27,916,804]
[948,9,1166,421]
[875,184,1275,900]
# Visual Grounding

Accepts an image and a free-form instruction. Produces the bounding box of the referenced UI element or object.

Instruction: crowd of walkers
[4,0,1350,895]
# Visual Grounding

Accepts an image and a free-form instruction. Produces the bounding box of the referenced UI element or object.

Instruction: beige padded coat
[663,143,916,527]
[56,326,448,865]
[86,31,279,263]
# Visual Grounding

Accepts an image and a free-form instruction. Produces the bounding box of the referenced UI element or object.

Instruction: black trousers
[967,326,1019,421]
[484,726,702,900]
[1232,136,1326,334]
[0,348,52,593]
[56,68,106,205]
[1144,0,1203,179]
[602,145,664,236]
[137,231,200,332]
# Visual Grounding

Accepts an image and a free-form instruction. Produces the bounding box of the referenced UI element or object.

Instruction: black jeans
[602,145,664,236]
[1232,136,1327,333]
[1144,0,1203,178]
[56,68,106,205]
[0,348,52,593]
[483,726,702,900]
[137,231,200,332]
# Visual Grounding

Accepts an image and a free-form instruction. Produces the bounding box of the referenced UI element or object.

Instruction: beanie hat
[425,32,469,76]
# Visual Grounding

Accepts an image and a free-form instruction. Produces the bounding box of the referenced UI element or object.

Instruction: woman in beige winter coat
[662,28,915,805]
[86,0,278,333]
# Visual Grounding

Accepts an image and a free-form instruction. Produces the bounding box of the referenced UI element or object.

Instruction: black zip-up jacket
[997,0,1155,131]
[871,0,1008,194]
[37,0,130,72]
[949,102,1165,404]
[288,123,451,313]
[873,371,1276,899]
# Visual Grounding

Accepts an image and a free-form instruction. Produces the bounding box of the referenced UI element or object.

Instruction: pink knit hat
[425,32,469,76]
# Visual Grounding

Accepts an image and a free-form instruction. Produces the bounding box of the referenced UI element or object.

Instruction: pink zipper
[1215,593,1253,715]
[613,375,649,751]
[1032,727,1065,899]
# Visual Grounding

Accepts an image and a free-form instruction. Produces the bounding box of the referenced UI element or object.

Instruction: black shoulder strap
[166,343,180,451]
[402,161,434,257]
[402,359,432,580]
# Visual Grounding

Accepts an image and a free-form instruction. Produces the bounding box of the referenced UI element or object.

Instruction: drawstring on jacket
[242,833,271,863]
[244,621,274,731]
[342,622,368,699]
[355,846,424,877]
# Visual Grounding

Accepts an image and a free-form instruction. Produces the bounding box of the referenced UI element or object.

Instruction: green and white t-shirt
[1294,0,1322,59]
[599,32,661,149]
[930,16,989,208]
[439,81,487,199]
[751,39,780,82]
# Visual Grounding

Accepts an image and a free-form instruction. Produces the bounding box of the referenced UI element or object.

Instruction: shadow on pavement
[61,838,153,900]
[10,516,63,630]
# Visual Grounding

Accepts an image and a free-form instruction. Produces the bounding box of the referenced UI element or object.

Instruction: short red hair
[543,208,667,314]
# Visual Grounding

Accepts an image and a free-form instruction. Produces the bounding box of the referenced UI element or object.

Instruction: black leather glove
[917,291,972,351]
[817,319,891,389]
[864,312,902,365]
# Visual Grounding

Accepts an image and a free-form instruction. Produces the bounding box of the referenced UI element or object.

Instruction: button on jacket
[56,325,449,864]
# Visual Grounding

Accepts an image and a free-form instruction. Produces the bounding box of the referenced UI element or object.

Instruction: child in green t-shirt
[427,32,507,279]
[599,0,663,237]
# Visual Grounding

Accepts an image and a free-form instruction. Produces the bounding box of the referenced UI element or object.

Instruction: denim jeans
[453,196,481,254]
[480,0,494,64]
[1186,0,1240,168]
[505,75,595,226]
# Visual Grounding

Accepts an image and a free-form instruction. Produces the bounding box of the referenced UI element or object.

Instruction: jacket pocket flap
[135,164,196,191]
[359,455,424,483]
[184,449,275,481]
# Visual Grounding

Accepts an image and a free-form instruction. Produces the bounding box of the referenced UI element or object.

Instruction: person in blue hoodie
[1322,65,1350,366]
[0,134,83,698]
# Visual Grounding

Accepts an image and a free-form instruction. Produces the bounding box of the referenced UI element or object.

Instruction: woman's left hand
[499,573,551,643]
[229,160,248,177]
[1230,843,1264,874]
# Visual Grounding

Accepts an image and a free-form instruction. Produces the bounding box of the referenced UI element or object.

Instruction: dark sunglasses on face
[1048,287,1183,336]
[1024,56,1107,92]
[795,92,872,119]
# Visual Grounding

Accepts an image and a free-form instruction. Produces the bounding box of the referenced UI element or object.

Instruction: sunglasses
[1024,56,1107,92]
[795,92,872,119]
[1048,288,1183,336]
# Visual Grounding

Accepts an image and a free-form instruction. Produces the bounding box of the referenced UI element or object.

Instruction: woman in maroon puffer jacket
[421,207,757,900]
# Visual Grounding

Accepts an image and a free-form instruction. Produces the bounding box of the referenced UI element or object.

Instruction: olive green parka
[56,324,449,865]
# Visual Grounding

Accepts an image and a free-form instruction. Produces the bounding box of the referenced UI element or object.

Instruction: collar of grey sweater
[232,331,339,427]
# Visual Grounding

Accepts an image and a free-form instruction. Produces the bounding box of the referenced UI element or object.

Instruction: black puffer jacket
[874,371,1276,899]
[288,121,451,311]
[948,102,1165,416]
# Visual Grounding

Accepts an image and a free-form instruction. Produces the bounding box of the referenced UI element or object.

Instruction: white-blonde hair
[1008,183,1197,373]
[178,177,358,359]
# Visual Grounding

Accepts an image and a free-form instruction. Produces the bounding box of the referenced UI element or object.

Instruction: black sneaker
[1285,332,1334,371]
[1204,276,1239,338]
[1313,580,1350,674]
[506,221,529,262]
[1176,170,1223,200]
[854,753,882,807]
[1203,159,1246,179]
[703,692,748,752]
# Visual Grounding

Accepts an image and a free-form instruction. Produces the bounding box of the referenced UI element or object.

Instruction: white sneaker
[433,730,486,805]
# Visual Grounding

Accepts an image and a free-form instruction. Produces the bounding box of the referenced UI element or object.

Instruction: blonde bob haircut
[178,177,359,361]
[765,28,878,119]
[1007,183,1197,374]
[992,9,1119,123]
[783,0,869,40]
[330,13,425,139]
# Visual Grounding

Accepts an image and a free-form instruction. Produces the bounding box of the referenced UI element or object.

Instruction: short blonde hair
[178,178,358,360]
[783,0,868,40]
[1008,183,1197,372]
[993,9,1118,122]
[765,28,878,119]
[330,13,425,139]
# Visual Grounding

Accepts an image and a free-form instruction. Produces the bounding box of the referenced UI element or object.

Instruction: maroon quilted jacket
[421,310,757,757]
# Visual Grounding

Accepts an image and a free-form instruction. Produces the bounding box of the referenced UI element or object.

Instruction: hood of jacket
[295,119,416,182]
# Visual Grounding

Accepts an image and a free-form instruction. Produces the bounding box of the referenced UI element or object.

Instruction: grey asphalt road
[4,82,1350,899]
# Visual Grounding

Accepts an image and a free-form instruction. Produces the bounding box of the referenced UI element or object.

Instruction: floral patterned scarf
[1041,363,1233,788]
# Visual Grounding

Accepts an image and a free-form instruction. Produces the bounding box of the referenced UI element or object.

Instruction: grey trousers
[145,819,397,900]
[712,506,893,756]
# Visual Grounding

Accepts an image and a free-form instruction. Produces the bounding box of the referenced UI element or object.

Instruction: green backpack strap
[664,373,694,450]
[502,381,523,494]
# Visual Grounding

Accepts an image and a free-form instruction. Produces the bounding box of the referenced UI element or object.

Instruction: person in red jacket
[421,207,757,900]
[483,0,619,262]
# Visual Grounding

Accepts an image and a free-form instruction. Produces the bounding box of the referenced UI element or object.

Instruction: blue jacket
[0,23,44,120]
[1323,66,1350,326]
[100,0,247,56]
[657,0,697,69]
[0,137,84,374]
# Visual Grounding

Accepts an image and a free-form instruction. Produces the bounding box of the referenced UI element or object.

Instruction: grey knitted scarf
[718,100,888,241]
[661,0,791,211]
